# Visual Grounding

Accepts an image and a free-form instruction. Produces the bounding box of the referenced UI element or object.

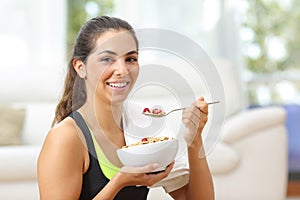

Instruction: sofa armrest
[0,145,41,181]
[221,106,286,144]
[207,142,239,175]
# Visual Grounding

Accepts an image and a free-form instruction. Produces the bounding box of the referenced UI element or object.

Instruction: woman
[37,16,214,200]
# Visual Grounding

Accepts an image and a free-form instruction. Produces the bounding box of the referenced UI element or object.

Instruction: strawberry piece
[141,137,148,142]
[152,108,162,114]
[143,108,150,113]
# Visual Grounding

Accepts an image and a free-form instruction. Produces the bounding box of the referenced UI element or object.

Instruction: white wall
[113,0,244,72]
[113,0,231,107]
[0,0,67,103]
[113,0,213,52]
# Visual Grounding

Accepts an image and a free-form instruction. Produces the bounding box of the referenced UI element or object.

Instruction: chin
[110,94,129,104]
[110,86,133,104]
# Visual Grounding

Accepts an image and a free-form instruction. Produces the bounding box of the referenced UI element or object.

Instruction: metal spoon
[143,101,220,118]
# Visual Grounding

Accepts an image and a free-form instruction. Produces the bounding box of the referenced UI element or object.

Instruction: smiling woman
[37,16,215,200]
[38,16,153,200]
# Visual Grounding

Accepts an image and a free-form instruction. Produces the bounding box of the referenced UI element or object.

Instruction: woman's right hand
[115,161,174,187]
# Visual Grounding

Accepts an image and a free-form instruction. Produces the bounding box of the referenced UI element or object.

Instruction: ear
[73,59,87,79]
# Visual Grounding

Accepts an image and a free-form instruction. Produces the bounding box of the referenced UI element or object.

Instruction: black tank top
[69,111,149,200]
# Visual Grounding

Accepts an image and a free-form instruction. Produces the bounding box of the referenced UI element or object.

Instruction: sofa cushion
[0,146,40,181]
[19,102,57,145]
[0,104,26,145]
[221,106,286,144]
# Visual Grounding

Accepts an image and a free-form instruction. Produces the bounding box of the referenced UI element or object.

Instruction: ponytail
[51,60,86,126]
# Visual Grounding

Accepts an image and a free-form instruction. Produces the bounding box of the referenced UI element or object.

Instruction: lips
[106,82,129,89]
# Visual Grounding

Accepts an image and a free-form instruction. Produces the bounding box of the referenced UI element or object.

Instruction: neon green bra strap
[91,133,121,180]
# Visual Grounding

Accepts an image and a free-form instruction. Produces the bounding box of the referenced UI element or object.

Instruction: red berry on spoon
[152,108,162,114]
[143,108,151,113]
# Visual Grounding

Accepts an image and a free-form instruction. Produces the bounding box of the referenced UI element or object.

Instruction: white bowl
[117,138,178,172]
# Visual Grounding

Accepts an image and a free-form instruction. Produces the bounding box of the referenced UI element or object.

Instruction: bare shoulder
[38,117,87,172]
[38,117,88,198]
[45,117,82,145]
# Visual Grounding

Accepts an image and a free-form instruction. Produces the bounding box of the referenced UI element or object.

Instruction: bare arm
[185,134,214,200]
[37,120,86,199]
[38,118,174,200]
[169,97,214,200]
[92,163,174,200]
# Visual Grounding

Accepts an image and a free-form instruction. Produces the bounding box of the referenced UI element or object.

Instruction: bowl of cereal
[117,136,178,172]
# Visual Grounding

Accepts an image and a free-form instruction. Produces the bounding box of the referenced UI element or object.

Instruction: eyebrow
[98,50,138,56]
[126,50,139,55]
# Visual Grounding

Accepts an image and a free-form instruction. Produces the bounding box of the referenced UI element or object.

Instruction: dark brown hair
[52,16,138,126]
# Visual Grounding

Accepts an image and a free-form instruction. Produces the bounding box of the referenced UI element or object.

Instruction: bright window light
[202,0,220,31]
[240,27,255,42]
[0,34,28,68]
[275,80,297,103]
[256,85,271,105]
[244,43,261,59]
[266,36,287,61]
[85,1,100,16]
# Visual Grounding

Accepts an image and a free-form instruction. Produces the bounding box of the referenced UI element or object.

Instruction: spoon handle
[166,107,187,115]
[167,101,220,115]
[207,101,220,105]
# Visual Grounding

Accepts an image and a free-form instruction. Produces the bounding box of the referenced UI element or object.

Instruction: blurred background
[0,0,299,199]
[1,0,300,104]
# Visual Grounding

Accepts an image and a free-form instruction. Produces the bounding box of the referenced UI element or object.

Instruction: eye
[126,57,138,63]
[101,56,115,63]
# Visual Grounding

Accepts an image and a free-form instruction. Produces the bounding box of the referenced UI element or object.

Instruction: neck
[79,98,124,134]
[78,97,125,167]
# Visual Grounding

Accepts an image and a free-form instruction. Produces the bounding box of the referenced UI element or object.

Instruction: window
[0,0,29,68]
[66,0,114,55]
[0,0,67,102]
[240,0,300,105]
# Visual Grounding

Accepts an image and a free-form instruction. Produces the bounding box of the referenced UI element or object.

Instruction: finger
[182,115,199,129]
[184,105,201,119]
[161,161,175,171]
[121,163,159,174]
[198,96,205,101]
[144,162,174,186]
[164,161,175,174]
[195,100,208,114]
[147,161,175,175]
[196,104,208,125]
[182,110,200,129]
[185,103,208,130]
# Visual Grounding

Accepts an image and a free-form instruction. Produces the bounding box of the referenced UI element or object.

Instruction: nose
[114,59,128,77]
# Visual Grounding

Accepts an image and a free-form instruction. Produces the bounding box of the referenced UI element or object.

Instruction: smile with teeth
[107,82,129,88]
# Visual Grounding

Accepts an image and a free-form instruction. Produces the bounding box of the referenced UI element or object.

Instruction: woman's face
[84,30,139,104]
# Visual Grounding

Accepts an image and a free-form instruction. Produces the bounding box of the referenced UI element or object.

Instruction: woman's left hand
[182,96,208,147]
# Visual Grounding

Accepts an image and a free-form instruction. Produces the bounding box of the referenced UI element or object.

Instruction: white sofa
[0,59,288,200]
[0,103,56,200]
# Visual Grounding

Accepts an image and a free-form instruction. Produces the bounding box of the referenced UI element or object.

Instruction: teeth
[108,82,127,88]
